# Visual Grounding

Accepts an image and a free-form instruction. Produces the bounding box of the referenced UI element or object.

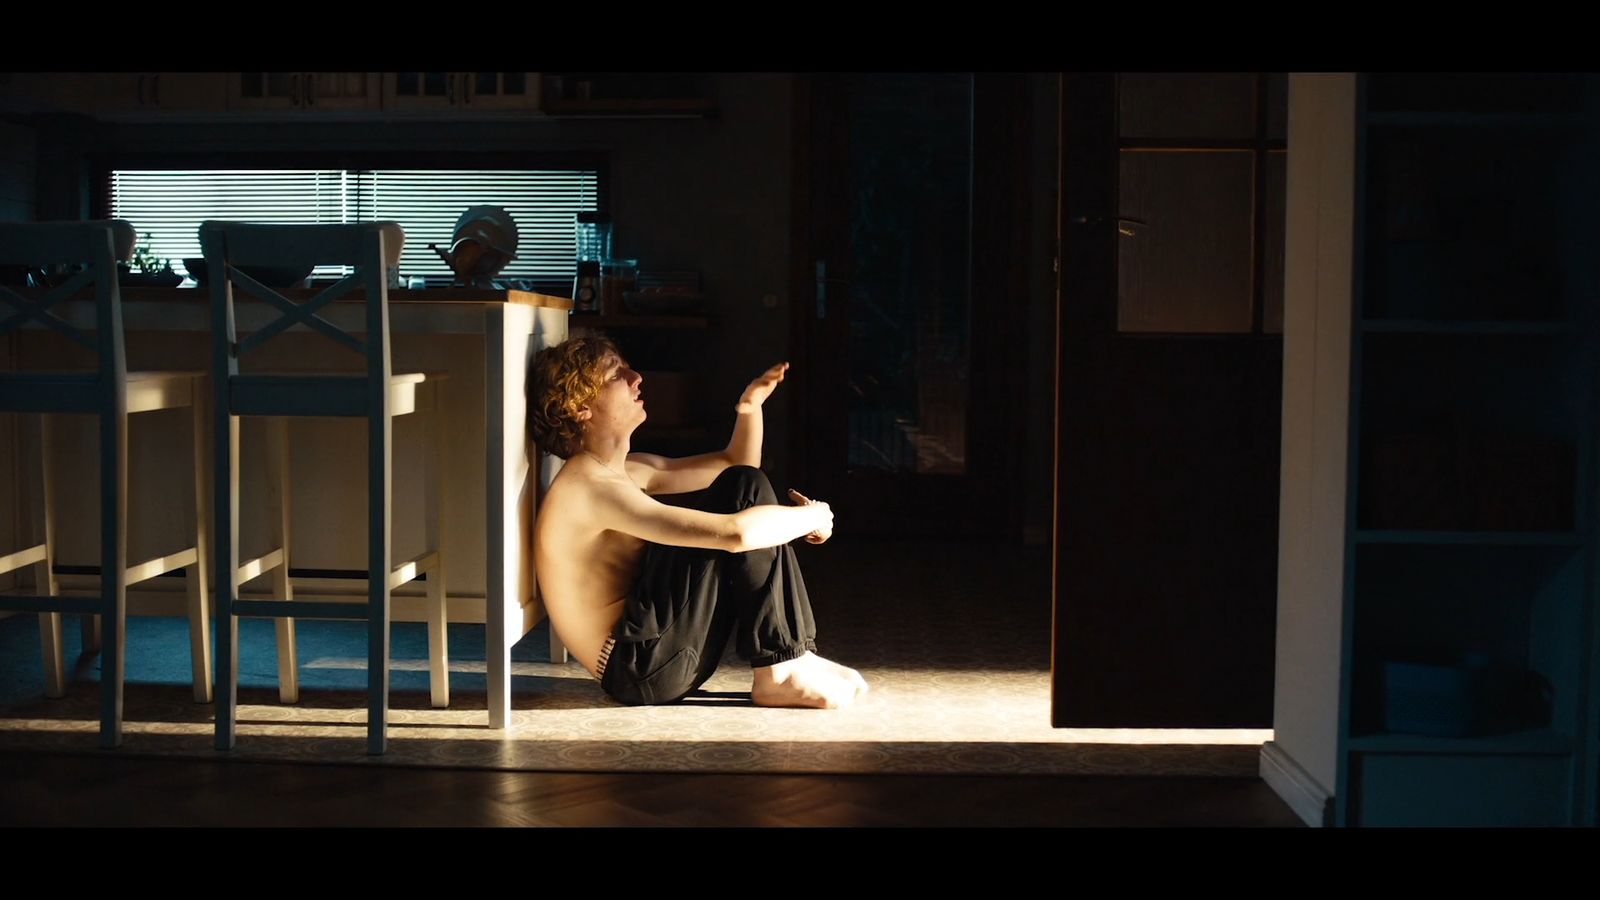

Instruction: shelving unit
[567,298,720,456]
[570,313,710,330]
[1337,74,1600,826]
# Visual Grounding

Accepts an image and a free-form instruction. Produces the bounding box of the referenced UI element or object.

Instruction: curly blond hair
[528,334,620,459]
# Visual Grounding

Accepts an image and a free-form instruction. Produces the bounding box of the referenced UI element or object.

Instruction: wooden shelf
[1361,318,1569,335]
[1354,530,1585,547]
[1348,728,1574,755]
[542,98,716,118]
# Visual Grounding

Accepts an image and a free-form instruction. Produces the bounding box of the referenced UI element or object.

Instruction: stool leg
[99,405,128,749]
[29,414,66,698]
[423,383,448,709]
[368,409,391,755]
[215,414,240,751]
[80,607,101,655]
[185,383,213,704]
[81,416,101,656]
[265,417,298,703]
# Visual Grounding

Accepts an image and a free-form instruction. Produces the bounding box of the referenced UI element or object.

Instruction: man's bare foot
[817,656,869,700]
[752,651,860,709]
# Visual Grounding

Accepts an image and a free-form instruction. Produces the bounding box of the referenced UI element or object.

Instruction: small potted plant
[122,233,181,286]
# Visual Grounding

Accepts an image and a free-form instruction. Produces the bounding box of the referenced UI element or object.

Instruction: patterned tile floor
[0,540,1266,776]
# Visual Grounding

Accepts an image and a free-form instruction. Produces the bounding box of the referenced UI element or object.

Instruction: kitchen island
[4,286,571,732]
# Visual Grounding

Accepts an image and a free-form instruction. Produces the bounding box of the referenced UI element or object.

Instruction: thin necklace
[587,451,629,482]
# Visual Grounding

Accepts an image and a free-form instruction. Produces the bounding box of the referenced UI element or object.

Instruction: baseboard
[1259,741,1333,827]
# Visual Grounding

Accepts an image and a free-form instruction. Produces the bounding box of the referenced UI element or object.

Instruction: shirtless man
[530,335,869,708]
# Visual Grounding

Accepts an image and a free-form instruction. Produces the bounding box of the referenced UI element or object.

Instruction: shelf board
[1348,728,1574,755]
[1365,111,1587,129]
[569,312,709,329]
[1361,318,1569,335]
[1355,530,1584,547]
[542,98,716,118]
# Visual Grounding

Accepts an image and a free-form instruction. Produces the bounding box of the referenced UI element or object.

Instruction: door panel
[1053,74,1283,727]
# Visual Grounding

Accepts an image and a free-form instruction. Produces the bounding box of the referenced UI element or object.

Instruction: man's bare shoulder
[541,461,645,530]
[549,459,744,552]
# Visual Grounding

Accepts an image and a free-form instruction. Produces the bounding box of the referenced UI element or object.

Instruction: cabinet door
[303,72,381,110]
[459,72,540,110]
[383,72,459,111]
[145,73,228,112]
[383,72,541,113]
[229,72,379,112]
[228,72,305,110]
[0,73,141,115]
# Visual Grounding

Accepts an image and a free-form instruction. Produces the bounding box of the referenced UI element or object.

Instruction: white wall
[1262,73,1357,826]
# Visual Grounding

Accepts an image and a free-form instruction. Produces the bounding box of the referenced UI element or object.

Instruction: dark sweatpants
[599,465,818,705]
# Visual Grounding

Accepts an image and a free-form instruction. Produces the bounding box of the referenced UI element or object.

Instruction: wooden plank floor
[0,750,1303,826]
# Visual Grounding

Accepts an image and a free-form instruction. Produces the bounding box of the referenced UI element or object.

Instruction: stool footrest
[237,548,286,583]
[389,551,440,589]
[232,598,378,621]
[0,544,47,576]
[126,547,198,585]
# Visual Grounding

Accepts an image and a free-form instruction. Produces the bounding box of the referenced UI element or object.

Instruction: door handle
[1070,215,1148,237]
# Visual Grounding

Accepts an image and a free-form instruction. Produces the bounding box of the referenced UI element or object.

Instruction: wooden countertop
[118,286,574,309]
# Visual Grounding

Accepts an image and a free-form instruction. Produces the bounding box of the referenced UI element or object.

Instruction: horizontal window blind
[109,168,600,284]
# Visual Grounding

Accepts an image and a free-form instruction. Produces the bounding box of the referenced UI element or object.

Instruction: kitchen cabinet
[15,286,571,731]
[2,72,553,121]
[383,72,541,113]
[0,73,226,118]
[541,72,715,118]
[227,72,381,112]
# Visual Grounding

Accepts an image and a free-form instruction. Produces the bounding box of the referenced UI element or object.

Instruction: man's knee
[716,465,778,508]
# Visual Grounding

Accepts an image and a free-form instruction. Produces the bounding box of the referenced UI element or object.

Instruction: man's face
[584,353,646,434]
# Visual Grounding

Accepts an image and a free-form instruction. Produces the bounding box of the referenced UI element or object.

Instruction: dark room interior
[0,72,1595,828]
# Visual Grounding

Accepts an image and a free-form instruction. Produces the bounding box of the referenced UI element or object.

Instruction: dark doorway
[1053,73,1286,727]
[791,73,1031,538]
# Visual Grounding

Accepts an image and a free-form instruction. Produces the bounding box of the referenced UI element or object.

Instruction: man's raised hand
[735,362,790,414]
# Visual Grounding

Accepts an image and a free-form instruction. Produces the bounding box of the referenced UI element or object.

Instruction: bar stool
[201,221,447,755]
[0,220,211,748]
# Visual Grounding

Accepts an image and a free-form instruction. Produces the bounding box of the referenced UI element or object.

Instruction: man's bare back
[533,460,649,677]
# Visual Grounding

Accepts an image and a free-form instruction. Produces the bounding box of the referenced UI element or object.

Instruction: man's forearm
[730,503,828,551]
[725,405,763,467]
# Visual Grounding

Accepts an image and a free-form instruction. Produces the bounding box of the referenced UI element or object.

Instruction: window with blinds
[108,168,601,285]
